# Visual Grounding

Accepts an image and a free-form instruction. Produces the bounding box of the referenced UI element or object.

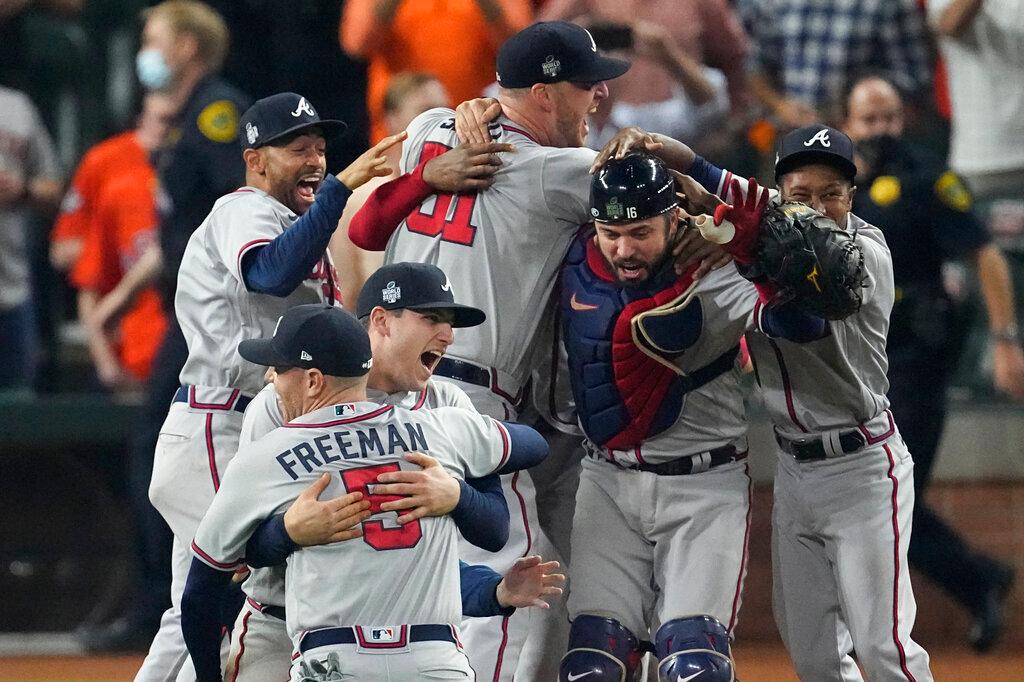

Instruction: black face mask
[856,134,902,178]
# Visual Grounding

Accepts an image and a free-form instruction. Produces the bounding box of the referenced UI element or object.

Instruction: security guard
[81,0,251,655]
[843,73,1024,652]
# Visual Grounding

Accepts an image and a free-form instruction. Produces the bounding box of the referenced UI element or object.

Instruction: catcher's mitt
[739,202,866,320]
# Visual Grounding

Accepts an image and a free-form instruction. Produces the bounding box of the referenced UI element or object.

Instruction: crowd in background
[1,0,1022,653]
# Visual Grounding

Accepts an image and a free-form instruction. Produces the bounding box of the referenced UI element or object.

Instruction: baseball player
[180,304,550,681]
[224,262,561,680]
[346,21,633,679]
[140,91,403,680]
[556,152,757,682]
[596,125,934,680]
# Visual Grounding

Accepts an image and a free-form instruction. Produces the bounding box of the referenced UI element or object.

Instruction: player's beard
[599,221,676,287]
[554,105,588,148]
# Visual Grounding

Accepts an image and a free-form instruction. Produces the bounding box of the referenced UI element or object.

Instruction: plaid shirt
[741,0,932,109]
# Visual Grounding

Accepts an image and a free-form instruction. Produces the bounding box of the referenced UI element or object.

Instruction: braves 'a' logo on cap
[584,28,597,52]
[245,121,258,145]
[291,97,316,118]
[382,280,401,304]
[441,277,452,293]
[803,129,831,148]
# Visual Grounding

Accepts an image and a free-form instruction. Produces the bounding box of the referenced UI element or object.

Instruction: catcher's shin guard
[654,615,735,682]
[560,615,646,682]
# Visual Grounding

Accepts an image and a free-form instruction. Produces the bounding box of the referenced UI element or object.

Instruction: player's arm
[181,558,234,681]
[462,555,566,617]
[240,132,404,296]
[347,141,512,251]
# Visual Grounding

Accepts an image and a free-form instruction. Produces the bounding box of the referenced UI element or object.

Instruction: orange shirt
[71,148,167,381]
[52,132,149,249]
[341,0,532,142]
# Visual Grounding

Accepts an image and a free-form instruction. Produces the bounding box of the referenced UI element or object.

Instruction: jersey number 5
[340,464,422,551]
[406,142,478,246]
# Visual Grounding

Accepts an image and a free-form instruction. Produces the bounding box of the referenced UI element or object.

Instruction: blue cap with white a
[239,92,347,149]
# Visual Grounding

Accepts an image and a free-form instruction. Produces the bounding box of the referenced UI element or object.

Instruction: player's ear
[243,148,265,175]
[369,306,390,337]
[530,83,555,113]
[306,368,325,396]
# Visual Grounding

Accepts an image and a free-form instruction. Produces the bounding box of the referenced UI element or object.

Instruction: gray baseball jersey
[711,175,893,434]
[233,380,476,608]
[384,109,595,389]
[175,187,342,395]
[584,264,758,464]
[746,214,893,435]
[192,400,510,635]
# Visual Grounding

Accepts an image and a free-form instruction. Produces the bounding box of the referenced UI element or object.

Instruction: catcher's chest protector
[561,234,693,449]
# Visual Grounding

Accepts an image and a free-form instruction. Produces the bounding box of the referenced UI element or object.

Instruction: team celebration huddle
[131,15,937,682]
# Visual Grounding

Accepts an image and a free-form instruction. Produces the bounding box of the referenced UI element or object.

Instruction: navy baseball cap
[496,21,631,89]
[356,263,486,329]
[240,92,347,149]
[774,125,857,184]
[238,304,372,377]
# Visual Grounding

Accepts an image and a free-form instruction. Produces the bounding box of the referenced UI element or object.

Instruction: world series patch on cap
[240,92,347,149]
[356,263,486,329]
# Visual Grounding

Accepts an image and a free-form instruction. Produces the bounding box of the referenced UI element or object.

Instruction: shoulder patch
[869,175,901,208]
[934,171,972,212]
[197,99,239,143]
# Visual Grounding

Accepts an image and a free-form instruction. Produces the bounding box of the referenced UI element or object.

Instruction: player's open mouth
[296,176,322,202]
[420,351,443,371]
[617,262,645,281]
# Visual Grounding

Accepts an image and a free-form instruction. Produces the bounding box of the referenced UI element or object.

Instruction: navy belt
[173,385,252,414]
[776,430,866,461]
[592,444,746,476]
[434,357,491,388]
[299,625,456,653]
[263,604,286,621]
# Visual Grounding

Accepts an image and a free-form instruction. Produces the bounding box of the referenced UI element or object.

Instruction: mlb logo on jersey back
[382,281,401,304]
[335,404,355,415]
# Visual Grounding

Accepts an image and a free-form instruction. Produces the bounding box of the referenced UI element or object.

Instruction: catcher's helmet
[590,153,677,223]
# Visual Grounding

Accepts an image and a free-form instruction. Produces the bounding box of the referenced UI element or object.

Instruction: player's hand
[590,126,664,173]
[670,169,724,217]
[993,340,1024,400]
[336,130,407,190]
[375,452,461,524]
[455,97,501,145]
[422,141,514,193]
[495,556,565,609]
[706,177,770,264]
[672,226,732,279]
[284,473,370,546]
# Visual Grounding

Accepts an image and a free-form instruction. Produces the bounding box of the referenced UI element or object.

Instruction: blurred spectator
[340,0,532,142]
[59,93,176,393]
[539,0,749,111]
[741,0,932,128]
[333,71,450,306]
[0,84,62,393]
[843,74,1021,652]
[79,0,250,656]
[927,1,1024,313]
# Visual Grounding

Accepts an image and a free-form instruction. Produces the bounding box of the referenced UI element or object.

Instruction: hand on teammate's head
[590,126,664,174]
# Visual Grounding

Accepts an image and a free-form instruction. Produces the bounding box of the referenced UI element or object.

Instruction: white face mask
[136,48,173,91]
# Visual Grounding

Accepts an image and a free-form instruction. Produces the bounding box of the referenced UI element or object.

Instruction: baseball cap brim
[570,54,632,84]
[255,119,348,148]
[775,150,857,184]
[238,337,291,368]
[405,302,487,329]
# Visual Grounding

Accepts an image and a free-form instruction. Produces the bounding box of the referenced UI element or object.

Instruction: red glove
[711,177,770,265]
